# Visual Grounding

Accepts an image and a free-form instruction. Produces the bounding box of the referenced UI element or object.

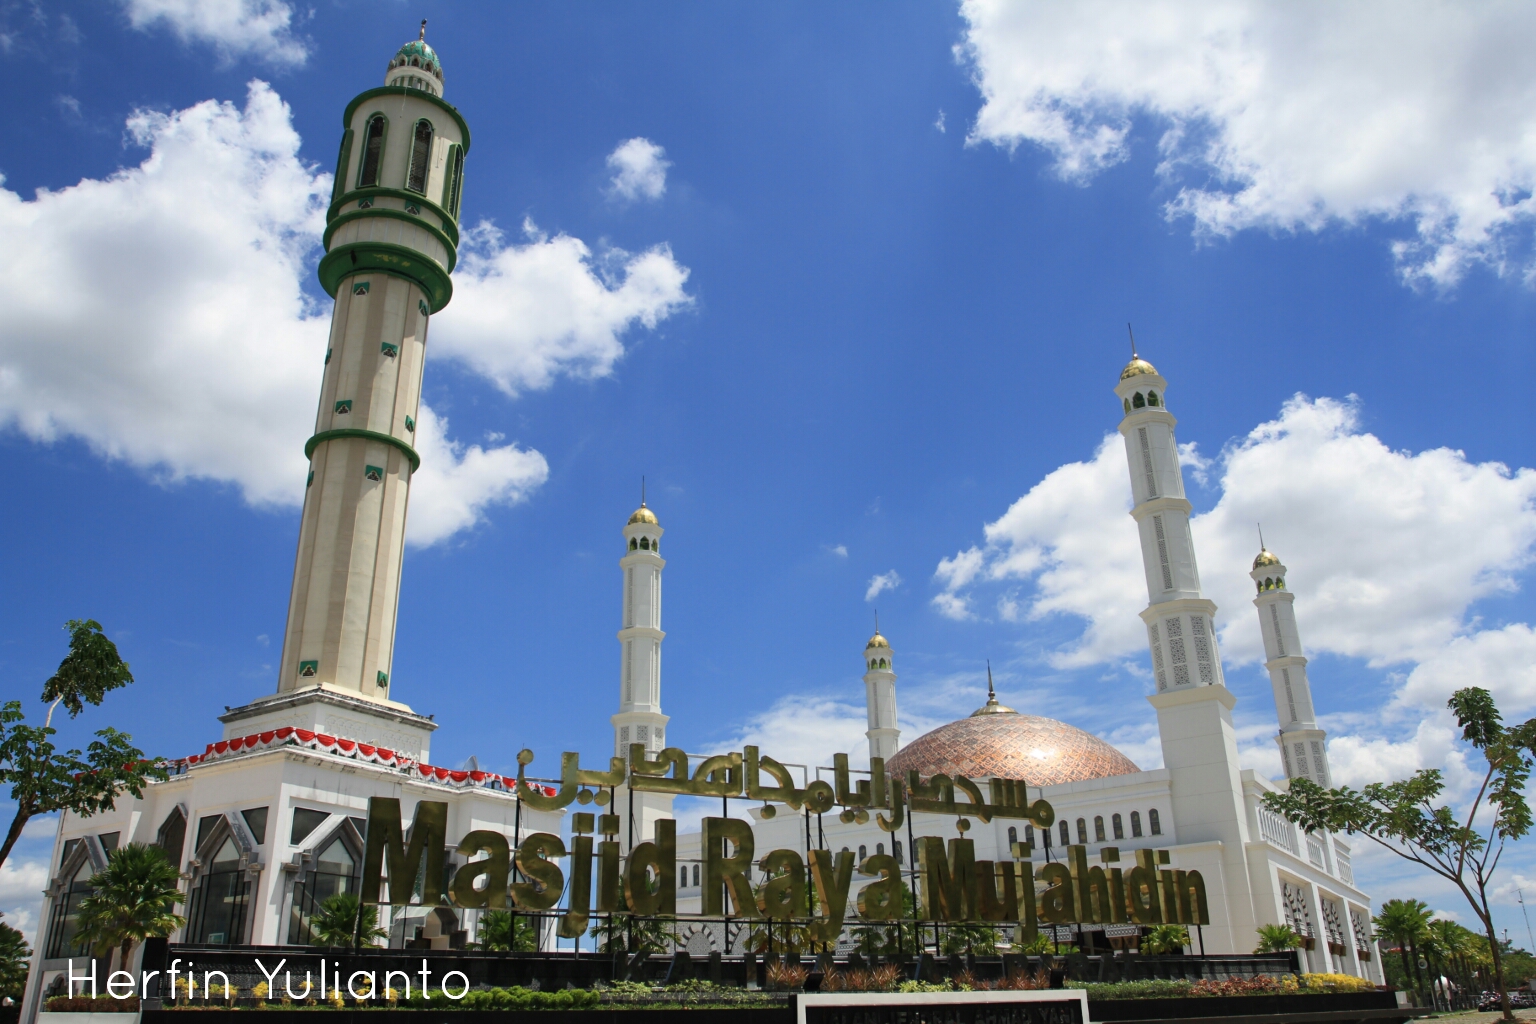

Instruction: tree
[588,877,673,954]
[476,910,536,952]
[941,922,1003,956]
[1255,923,1303,954]
[0,916,29,1003]
[74,844,184,972]
[0,620,162,872]
[1264,687,1536,1020]
[1140,924,1190,955]
[1374,899,1431,999]
[308,893,386,948]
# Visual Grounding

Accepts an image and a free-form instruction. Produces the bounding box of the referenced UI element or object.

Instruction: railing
[1257,804,1301,855]
[1307,834,1329,870]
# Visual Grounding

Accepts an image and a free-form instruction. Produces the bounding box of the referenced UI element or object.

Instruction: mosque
[19,31,1378,1022]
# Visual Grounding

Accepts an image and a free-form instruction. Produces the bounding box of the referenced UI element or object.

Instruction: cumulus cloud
[434,220,692,395]
[935,395,1536,673]
[606,138,671,203]
[958,0,1536,287]
[865,570,902,602]
[123,0,308,66]
[0,83,692,545]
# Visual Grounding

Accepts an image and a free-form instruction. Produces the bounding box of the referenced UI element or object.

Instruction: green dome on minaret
[388,21,442,81]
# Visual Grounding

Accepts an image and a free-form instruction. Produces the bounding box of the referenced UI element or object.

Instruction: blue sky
[2,1,1535,945]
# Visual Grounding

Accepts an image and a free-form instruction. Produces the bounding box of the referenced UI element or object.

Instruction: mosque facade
[20,35,1377,1024]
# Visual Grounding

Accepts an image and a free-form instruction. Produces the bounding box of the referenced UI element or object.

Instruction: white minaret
[275,26,464,710]
[863,627,899,763]
[612,501,669,758]
[1116,354,1226,691]
[1252,544,1331,787]
[1121,349,1258,956]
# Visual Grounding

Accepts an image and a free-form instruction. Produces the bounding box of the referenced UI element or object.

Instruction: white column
[863,632,899,763]
[612,505,669,758]
[1115,359,1226,695]
[1252,552,1331,787]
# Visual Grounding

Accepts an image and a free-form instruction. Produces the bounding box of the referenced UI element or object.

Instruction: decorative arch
[186,812,260,946]
[629,537,638,550]
[157,804,189,871]
[1132,392,1146,409]
[640,536,650,550]
[286,816,366,946]
[357,114,387,189]
[406,119,435,194]
[1123,398,1131,414]
[1148,391,1160,407]
[44,837,108,959]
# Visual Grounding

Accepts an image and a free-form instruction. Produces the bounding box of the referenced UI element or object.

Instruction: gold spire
[970,661,1017,716]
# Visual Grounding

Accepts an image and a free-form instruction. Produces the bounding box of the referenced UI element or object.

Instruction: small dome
[391,38,442,79]
[1253,549,1281,569]
[1120,357,1158,381]
[866,632,890,650]
[887,713,1140,786]
[628,504,659,526]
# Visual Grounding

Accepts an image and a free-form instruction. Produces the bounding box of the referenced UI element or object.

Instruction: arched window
[357,115,387,188]
[858,845,867,861]
[1123,398,1131,414]
[1024,824,1034,846]
[876,843,884,856]
[1112,813,1124,840]
[406,119,434,194]
[640,536,650,550]
[1008,826,1017,849]
[629,538,637,550]
[681,866,688,888]
[893,841,903,865]
[1149,808,1162,835]
[157,807,187,868]
[331,129,354,206]
[1058,820,1070,846]
[287,835,357,945]
[1130,811,1143,837]
[1076,818,1088,844]
[652,538,658,552]
[1148,391,1160,407]
[44,857,94,958]
[1094,816,1106,843]
[692,863,700,887]
[189,836,250,944]
[443,144,465,219]
[1132,392,1146,409]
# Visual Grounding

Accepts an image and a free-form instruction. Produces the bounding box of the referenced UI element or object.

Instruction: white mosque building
[20,34,1378,1023]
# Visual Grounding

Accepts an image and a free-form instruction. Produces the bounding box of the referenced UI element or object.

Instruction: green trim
[331,129,354,207]
[298,660,318,677]
[326,187,459,244]
[344,87,471,154]
[356,112,389,189]
[306,428,421,472]
[318,242,454,312]
[323,208,458,272]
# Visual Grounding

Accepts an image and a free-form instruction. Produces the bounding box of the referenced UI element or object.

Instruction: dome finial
[1128,322,1137,359]
[987,660,996,700]
[419,19,427,41]
[1252,525,1281,569]
[971,661,1016,716]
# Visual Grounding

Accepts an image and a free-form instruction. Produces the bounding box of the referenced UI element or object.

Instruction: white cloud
[605,138,671,203]
[123,0,308,66]
[936,395,1536,672]
[865,570,902,602]
[958,0,1536,287]
[0,856,48,945]
[405,405,549,546]
[825,543,849,558]
[0,83,692,546]
[1397,623,1536,718]
[714,696,873,773]
[434,220,692,396]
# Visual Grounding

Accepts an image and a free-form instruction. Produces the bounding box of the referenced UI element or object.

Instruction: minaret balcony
[1129,494,1193,521]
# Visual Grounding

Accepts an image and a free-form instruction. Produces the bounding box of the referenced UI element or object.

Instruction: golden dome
[866,632,890,650]
[887,713,1140,787]
[1253,549,1280,569]
[628,504,658,525]
[1120,357,1158,381]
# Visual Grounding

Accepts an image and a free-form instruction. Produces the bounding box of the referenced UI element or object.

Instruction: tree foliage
[1263,686,1536,1020]
[0,620,163,873]
[1255,923,1303,953]
[1140,924,1190,955]
[75,843,185,969]
[0,916,30,1002]
[308,892,386,948]
[476,910,536,952]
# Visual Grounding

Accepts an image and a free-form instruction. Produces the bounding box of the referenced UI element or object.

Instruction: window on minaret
[1132,392,1146,409]
[1112,813,1124,840]
[640,536,649,549]
[358,115,386,188]
[407,119,434,194]
[630,538,637,550]
[1148,391,1160,407]
[1130,811,1143,837]
[1123,398,1131,414]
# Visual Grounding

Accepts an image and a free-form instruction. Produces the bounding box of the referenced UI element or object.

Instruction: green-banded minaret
[278,24,468,707]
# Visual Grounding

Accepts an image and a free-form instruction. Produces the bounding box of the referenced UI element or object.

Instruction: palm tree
[1255,923,1303,953]
[1375,899,1432,1000]
[74,843,184,972]
[308,892,386,948]
[1141,924,1190,955]
[941,922,1003,956]
[476,910,535,952]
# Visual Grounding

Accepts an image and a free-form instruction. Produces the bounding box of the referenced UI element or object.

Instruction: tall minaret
[863,626,899,763]
[612,501,669,759]
[1115,354,1226,691]
[1252,545,1331,787]
[275,27,466,709]
[1121,349,1258,956]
